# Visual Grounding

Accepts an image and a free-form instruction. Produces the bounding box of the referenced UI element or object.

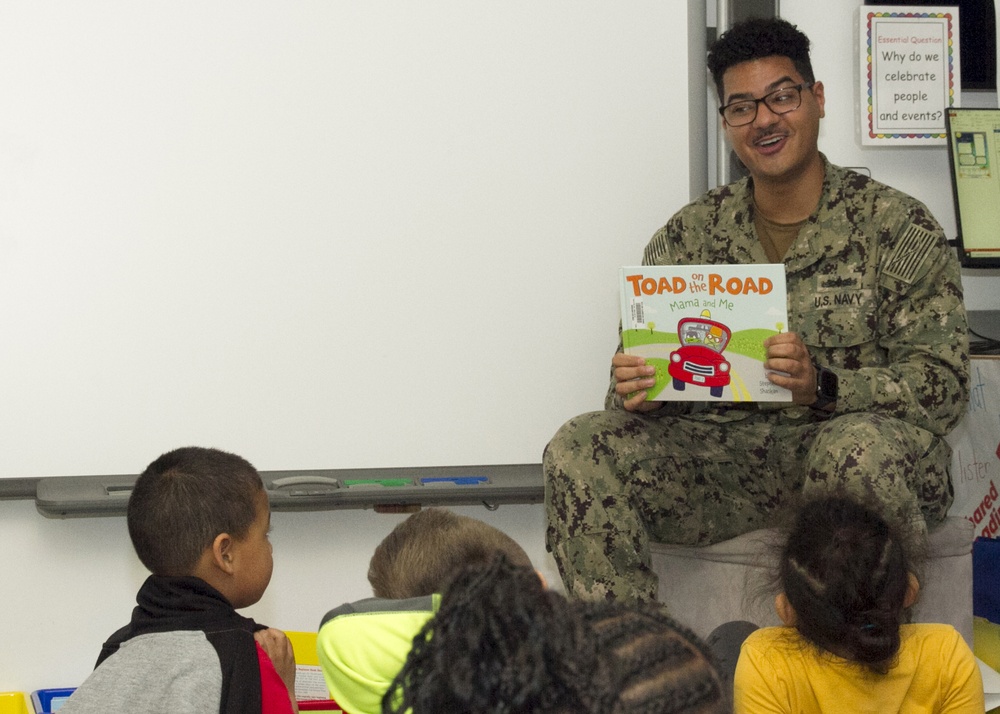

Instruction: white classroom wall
[2,0,997,695]
[0,0,689,692]
[0,1,685,481]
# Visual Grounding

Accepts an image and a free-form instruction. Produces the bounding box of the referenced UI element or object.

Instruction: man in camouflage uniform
[544,17,969,604]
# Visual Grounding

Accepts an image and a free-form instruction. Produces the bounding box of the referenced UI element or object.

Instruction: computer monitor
[945,107,1000,269]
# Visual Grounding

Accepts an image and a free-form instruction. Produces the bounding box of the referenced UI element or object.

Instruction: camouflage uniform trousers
[543,407,953,604]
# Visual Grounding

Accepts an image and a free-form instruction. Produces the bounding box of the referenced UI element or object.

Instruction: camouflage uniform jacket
[608,156,969,437]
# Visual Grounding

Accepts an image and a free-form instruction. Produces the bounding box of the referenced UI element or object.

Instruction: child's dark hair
[382,554,728,714]
[578,602,728,714]
[780,494,916,673]
[706,17,814,102]
[383,555,591,713]
[368,507,533,599]
[127,446,263,576]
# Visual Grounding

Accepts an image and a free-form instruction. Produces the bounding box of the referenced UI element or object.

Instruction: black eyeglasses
[719,82,815,127]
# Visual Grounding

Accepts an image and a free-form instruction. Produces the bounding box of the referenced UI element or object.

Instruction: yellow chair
[0,692,29,714]
[284,631,342,712]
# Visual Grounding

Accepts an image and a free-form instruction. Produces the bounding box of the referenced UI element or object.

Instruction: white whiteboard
[0,1,689,478]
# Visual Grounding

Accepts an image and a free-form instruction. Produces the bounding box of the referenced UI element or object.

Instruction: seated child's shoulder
[319,594,440,646]
[900,622,965,650]
[743,627,798,648]
[902,622,959,636]
[317,596,441,714]
[321,594,439,623]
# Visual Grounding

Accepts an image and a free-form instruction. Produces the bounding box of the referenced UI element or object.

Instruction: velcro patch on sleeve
[884,223,936,284]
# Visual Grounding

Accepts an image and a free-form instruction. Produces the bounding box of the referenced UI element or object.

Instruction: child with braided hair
[382,554,728,714]
[733,494,983,713]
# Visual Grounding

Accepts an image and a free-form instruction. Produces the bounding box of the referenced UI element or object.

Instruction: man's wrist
[810,365,838,412]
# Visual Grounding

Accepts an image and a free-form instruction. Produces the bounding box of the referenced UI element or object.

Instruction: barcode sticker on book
[630,298,645,327]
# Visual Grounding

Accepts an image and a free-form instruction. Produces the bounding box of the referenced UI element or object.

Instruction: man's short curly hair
[707,17,814,102]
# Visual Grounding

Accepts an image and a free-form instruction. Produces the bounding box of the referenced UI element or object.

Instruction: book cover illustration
[619,264,791,402]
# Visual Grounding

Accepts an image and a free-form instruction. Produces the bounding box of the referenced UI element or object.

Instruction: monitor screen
[945,108,1000,269]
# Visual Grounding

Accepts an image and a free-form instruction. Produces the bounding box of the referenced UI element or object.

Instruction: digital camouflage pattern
[544,158,969,604]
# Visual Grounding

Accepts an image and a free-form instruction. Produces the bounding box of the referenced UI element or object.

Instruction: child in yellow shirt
[734,494,983,714]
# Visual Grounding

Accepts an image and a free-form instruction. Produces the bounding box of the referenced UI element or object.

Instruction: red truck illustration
[668,310,732,398]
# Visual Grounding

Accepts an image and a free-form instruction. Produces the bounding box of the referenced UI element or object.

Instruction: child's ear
[775,593,797,626]
[903,572,920,609]
[212,533,236,575]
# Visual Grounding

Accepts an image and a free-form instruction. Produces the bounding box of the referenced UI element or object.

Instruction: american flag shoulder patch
[643,231,670,265]
[884,224,936,284]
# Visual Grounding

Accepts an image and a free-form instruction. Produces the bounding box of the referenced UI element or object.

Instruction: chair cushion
[650,517,974,644]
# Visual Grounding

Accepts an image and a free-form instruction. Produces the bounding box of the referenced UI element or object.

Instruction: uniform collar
[741,154,848,272]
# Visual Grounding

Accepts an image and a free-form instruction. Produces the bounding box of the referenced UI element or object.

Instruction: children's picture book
[285,631,343,710]
[619,264,791,402]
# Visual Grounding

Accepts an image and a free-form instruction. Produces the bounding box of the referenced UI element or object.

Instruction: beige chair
[651,516,975,645]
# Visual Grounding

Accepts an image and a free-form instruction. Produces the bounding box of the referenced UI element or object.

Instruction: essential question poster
[859,6,960,145]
